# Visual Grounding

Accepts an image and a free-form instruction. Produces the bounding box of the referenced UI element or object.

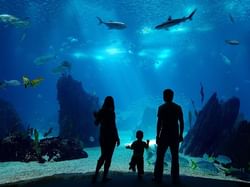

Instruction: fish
[0,80,21,89]
[89,136,95,142]
[30,77,44,87]
[220,53,231,65]
[215,155,232,165]
[225,40,240,45]
[200,82,204,104]
[43,127,53,138]
[196,160,219,174]
[34,54,57,65]
[97,17,127,30]
[0,14,30,28]
[4,80,21,87]
[229,13,235,23]
[191,160,198,170]
[22,76,44,88]
[20,33,26,42]
[155,9,197,30]
[52,60,71,74]
[22,76,30,88]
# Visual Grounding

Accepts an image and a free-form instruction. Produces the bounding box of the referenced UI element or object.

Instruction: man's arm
[156,108,162,144]
[179,107,184,142]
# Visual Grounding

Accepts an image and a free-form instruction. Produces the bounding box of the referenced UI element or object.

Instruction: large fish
[97,17,127,30]
[34,54,57,65]
[52,60,71,74]
[4,80,21,86]
[0,80,21,89]
[225,39,240,45]
[0,14,30,28]
[155,9,197,30]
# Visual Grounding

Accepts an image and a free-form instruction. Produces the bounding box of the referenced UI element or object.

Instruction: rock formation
[0,98,24,139]
[57,75,99,147]
[0,134,88,162]
[180,93,250,169]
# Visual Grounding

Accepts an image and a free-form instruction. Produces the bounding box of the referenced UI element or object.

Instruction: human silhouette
[126,130,149,179]
[153,89,184,184]
[92,96,120,183]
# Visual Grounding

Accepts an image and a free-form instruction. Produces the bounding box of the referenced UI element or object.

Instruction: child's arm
[145,140,150,148]
[126,145,131,149]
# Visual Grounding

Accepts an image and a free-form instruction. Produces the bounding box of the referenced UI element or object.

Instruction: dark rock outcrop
[181,93,240,156]
[0,98,24,139]
[0,133,33,162]
[39,137,88,161]
[221,120,250,169]
[0,134,88,162]
[57,75,99,147]
[180,93,250,168]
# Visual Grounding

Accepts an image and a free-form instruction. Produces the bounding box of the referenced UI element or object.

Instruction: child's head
[136,130,143,140]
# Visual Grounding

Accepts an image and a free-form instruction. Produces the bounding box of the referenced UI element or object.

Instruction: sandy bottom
[0,145,249,186]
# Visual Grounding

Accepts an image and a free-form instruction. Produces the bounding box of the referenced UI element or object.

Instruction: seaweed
[33,129,41,156]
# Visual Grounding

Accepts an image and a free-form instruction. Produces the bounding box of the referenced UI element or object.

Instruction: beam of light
[169,26,189,33]
[94,55,105,60]
[195,26,213,32]
[139,26,154,35]
[154,60,163,69]
[138,50,147,57]
[105,47,121,55]
[185,6,198,14]
[72,52,87,59]
[157,49,172,59]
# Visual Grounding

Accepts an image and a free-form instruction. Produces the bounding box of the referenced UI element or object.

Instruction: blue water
[0,0,250,134]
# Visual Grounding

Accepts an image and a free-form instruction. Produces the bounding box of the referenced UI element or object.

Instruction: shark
[97,17,127,30]
[155,9,197,30]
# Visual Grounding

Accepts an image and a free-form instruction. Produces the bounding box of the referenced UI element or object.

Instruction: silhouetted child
[126,130,149,179]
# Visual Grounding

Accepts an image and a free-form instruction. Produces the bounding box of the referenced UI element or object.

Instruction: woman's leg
[92,144,106,183]
[102,142,116,181]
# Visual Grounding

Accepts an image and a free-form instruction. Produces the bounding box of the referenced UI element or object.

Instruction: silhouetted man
[153,89,184,184]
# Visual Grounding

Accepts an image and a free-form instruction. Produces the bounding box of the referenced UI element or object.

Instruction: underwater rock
[221,120,250,169]
[181,93,250,170]
[0,135,87,162]
[0,133,34,162]
[57,75,99,147]
[180,93,240,157]
[0,98,24,139]
[39,137,88,161]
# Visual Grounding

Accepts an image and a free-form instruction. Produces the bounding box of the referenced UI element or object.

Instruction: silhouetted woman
[92,96,120,183]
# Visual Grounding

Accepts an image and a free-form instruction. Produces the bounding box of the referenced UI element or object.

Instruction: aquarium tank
[0,0,249,186]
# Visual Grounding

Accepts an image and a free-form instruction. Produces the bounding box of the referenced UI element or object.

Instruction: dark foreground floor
[0,172,249,187]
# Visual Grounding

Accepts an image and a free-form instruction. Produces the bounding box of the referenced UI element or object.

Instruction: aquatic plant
[191,160,197,170]
[33,129,41,156]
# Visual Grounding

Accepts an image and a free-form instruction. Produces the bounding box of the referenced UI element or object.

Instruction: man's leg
[170,142,180,183]
[153,143,168,182]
